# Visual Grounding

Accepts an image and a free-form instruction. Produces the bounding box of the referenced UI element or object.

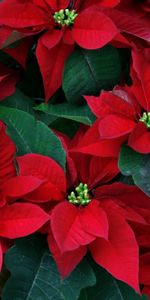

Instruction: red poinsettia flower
[0,121,50,269]
[36,0,118,100]
[0,0,118,48]
[48,129,150,294]
[0,0,118,100]
[83,47,150,154]
[0,63,19,101]
[48,149,150,293]
[25,129,149,293]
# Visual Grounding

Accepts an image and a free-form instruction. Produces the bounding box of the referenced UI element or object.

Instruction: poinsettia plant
[0,0,150,299]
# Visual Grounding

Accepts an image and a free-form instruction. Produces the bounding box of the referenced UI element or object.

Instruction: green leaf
[35,102,95,125]
[87,264,147,300]
[35,110,58,126]
[63,45,121,103]
[0,50,18,68]
[2,235,96,300]
[18,54,44,99]
[0,106,66,169]
[117,174,135,186]
[0,89,57,125]
[52,118,80,138]
[119,145,150,196]
[0,89,34,114]
[0,267,10,298]
[78,289,88,300]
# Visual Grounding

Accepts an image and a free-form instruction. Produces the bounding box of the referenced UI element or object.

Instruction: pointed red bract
[89,208,139,293]
[41,29,63,49]
[16,153,66,202]
[102,5,150,42]
[100,0,120,6]
[94,182,150,210]
[0,121,16,185]
[70,154,119,189]
[0,203,49,238]
[70,119,126,157]
[132,48,150,111]
[72,10,118,49]
[2,176,45,199]
[48,231,87,278]
[99,114,136,138]
[0,2,50,28]
[128,122,150,153]
[51,200,108,252]
[36,40,73,100]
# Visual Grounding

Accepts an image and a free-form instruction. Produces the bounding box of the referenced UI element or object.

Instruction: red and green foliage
[0,0,150,299]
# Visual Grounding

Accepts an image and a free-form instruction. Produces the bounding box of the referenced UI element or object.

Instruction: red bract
[118,0,150,15]
[69,121,126,157]
[16,153,66,202]
[0,121,16,188]
[0,0,118,100]
[100,1,150,45]
[83,48,150,154]
[0,121,50,269]
[2,153,66,203]
[0,203,49,240]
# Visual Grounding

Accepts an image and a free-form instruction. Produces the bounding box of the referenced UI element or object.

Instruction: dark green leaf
[0,89,58,125]
[51,118,80,138]
[35,102,95,125]
[117,48,131,85]
[18,54,44,98]
[63,45,121,103]
[87,264,147,300]
[117,174,135,186]
[0,50,18,68]
[0,267,10,299]
[119,145,150,196]
[2,235,96,300]
[35,111,58,126]
[0,106,66,169]
[78,289,88,300]
[0,89,34,114]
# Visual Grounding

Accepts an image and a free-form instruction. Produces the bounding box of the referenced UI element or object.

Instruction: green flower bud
[68,182,91,206]
[140,112,150,128]
[53,9,78,27]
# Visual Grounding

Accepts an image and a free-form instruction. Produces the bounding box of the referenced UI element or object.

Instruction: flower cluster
[0,0,150,299]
